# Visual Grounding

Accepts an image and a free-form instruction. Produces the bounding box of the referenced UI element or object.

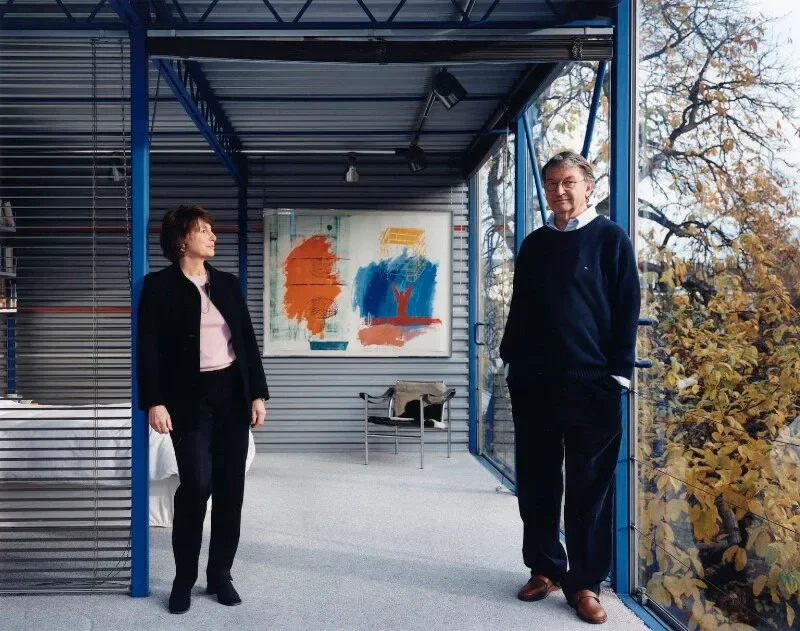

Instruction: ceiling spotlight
[344,152,359,183]
[432,68,467,110]
[406,144,428,174]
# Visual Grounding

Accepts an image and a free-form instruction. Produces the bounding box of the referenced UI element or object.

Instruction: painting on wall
[263,210,452,357]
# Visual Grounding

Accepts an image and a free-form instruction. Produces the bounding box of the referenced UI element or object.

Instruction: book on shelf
[0,246,13,275]
[0,280,15,310]
[1,200,14,228]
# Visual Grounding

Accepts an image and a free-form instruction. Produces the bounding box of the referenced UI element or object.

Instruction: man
[500,150,640,624]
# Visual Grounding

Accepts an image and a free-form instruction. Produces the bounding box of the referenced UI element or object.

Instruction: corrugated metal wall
[0,37,132,593]
[148,153,470,452]
[249,155,469,451]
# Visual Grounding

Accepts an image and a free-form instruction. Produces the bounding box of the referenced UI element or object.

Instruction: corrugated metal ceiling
[0,37,536,154]
[0,0,612,158]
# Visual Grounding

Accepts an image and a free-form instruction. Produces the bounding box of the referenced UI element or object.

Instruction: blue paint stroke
[352,252,438,319]
[309,340,349,351]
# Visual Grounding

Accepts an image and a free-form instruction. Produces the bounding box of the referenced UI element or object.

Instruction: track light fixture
[406,144,428,174]
[344,152,360,183]
[432,68,467,110]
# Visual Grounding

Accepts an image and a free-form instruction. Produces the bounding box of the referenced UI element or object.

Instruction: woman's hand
[251,398,266,428]
[148,405,172,434]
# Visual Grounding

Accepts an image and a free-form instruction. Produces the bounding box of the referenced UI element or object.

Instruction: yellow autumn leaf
[754,531,770,558]
[735,547,747,571]
[700,612,718,631]
[692,597,704,620]
[647,577,672,608]
[722,545,739,564]
[787,603,795,628]
[752,575,767,597]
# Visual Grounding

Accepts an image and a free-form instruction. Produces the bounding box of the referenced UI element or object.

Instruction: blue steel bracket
[153,57,243,184]
[108,0,244,185]
[582,60,608,159]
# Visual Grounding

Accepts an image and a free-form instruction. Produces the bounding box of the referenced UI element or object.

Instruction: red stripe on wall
[20,307,132,314]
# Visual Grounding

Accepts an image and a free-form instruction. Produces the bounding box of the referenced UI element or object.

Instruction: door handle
[473,322,486,346]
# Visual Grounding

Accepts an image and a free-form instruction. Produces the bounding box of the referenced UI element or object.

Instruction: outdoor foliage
[531,1,800,629]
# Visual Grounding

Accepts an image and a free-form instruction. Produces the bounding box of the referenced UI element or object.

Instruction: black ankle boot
[208,577,241,606]
[169,581,192,614]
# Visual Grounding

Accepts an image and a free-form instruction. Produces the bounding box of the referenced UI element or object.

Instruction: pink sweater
[187,274,237,372]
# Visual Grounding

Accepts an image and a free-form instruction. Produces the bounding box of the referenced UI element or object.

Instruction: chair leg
[447,400,452,459]
[395,426,398,455]
[364,399,369,466]
[419,396,425,469]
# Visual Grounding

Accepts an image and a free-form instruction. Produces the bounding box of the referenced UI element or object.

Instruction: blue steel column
[238,159,248,296]
[467,176,478,455]
[130,26,150,598]
[610,0,635,597]
[582,61,608,159]
[514,116,527,252]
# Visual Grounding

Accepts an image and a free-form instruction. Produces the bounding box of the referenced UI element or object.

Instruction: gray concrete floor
[0,451,651,631]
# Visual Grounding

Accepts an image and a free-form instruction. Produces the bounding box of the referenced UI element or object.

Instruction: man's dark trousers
[510,372,624,602]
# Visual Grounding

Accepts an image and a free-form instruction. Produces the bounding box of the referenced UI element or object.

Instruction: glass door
[475,140,516,484]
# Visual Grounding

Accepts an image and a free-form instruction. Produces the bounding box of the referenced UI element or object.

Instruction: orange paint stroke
[358,324,427,347]
[283,235,341,337]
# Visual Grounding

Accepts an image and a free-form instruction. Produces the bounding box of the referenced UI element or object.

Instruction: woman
[137,205,268,614]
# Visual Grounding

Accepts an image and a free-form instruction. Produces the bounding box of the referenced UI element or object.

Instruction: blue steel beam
[1,94,501,104]
[54,0,75,21]
[260,0,283,22]
[521,111,547,226]
[0,0,15,19]
[129,26,150,599]
[238,165,248,297]
[467,176,478,456]
[1,11,613,31]
[610,0,635,598]
[582,60,608,159]
[87,0,109,22]
[514,115,527,252]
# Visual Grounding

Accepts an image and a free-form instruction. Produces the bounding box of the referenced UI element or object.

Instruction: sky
[754,0,800,160]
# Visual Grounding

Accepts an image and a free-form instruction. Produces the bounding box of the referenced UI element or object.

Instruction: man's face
[544,164,593,218]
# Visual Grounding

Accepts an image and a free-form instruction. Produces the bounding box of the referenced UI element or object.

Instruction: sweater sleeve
[608,231,641,380]
[499,238,529,365]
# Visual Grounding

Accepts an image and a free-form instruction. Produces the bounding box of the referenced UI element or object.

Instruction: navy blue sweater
[499,216,641,380]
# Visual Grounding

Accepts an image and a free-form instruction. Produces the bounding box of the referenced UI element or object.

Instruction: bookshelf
[0,199,16,397]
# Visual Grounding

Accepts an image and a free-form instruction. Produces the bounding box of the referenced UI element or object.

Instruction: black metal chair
[358,381,456,469]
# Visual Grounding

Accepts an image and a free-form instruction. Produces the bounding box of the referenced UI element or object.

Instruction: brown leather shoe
[572,590,607,624]
[517,575,560,601]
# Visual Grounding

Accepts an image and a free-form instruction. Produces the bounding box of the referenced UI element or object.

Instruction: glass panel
[635,1,800,629]
[527,61,610,219]
[477,136,516,481]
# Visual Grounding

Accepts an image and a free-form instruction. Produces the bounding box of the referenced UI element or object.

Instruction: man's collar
[546,204,598,232]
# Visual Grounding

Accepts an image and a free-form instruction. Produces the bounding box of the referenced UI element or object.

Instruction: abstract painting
[263,210,451,357]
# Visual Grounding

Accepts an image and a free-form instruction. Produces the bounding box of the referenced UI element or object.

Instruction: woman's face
[183,220,216,260]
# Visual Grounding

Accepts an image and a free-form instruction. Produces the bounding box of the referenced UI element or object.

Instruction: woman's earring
[180,244,186,253]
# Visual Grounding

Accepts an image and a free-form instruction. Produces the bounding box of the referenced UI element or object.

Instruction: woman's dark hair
[160,205,215,263]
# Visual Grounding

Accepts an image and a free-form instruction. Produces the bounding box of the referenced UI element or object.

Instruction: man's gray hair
[541,150,595,183]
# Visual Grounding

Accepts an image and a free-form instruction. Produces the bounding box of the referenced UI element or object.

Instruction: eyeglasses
[544,178,587,192]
